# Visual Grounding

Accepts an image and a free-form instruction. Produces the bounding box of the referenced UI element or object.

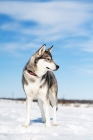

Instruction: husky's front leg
[23,97,32,127]
[38,99,46,123]
[44,99,51,127]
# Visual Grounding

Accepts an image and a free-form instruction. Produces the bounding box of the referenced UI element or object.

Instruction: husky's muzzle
[46,65,59,71]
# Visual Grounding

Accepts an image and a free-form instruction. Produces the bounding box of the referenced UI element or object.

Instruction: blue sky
[0,0,93,99]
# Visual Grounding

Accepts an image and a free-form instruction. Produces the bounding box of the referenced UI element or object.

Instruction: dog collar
[25,67,37,76]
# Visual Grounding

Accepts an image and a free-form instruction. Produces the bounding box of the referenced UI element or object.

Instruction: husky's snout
[46,64,59,71]
[56,65,59,70]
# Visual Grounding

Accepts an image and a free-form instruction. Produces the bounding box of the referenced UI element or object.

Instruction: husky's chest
[24,78,47,99]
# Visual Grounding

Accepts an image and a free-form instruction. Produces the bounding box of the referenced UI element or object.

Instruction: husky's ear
[38,44,46,56]
[46,46,53,53]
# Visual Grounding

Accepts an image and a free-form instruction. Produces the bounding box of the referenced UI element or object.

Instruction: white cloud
[0,42,40,52]
[0,1,93,52]
[86,69,93,75]
[0,22,21,31]
[0,43,21,52]
[69,64,93,76]
[0,1,90,25]
[81,38,93,52]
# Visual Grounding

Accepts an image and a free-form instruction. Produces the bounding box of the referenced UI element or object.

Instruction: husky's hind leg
[53,106,57,126]
[49,93,58,126]
[38,99,46,123]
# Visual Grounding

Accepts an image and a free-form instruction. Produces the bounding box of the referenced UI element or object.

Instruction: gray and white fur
[22,44,59,127]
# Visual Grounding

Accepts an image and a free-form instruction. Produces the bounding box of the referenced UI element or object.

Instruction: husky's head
[26,44,59,77]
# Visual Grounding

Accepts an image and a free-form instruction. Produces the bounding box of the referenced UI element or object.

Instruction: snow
[0,100,93,140]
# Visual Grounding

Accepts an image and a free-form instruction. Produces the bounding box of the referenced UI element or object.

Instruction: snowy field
[0,100,93,140]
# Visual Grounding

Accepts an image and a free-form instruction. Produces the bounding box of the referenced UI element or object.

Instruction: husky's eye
[46,58,51,61]
[46,57,51,61]
[47,58,50,61]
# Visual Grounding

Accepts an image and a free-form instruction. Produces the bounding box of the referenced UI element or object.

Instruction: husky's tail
[56,100,58,111]
[50,100,58,111]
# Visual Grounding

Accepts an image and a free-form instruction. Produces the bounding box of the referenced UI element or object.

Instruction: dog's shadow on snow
[30,118,53,124]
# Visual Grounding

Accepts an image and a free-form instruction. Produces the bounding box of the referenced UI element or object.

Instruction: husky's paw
[42,118,46,123]
[53,123,58,126]
[45,124,51,128]
[42,121,46,123]
[22,124,29,128]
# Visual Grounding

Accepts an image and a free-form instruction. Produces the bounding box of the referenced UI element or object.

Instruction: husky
[22,44,59,127]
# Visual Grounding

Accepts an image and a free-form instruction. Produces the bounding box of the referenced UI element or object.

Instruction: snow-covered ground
[0,100,93,140]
